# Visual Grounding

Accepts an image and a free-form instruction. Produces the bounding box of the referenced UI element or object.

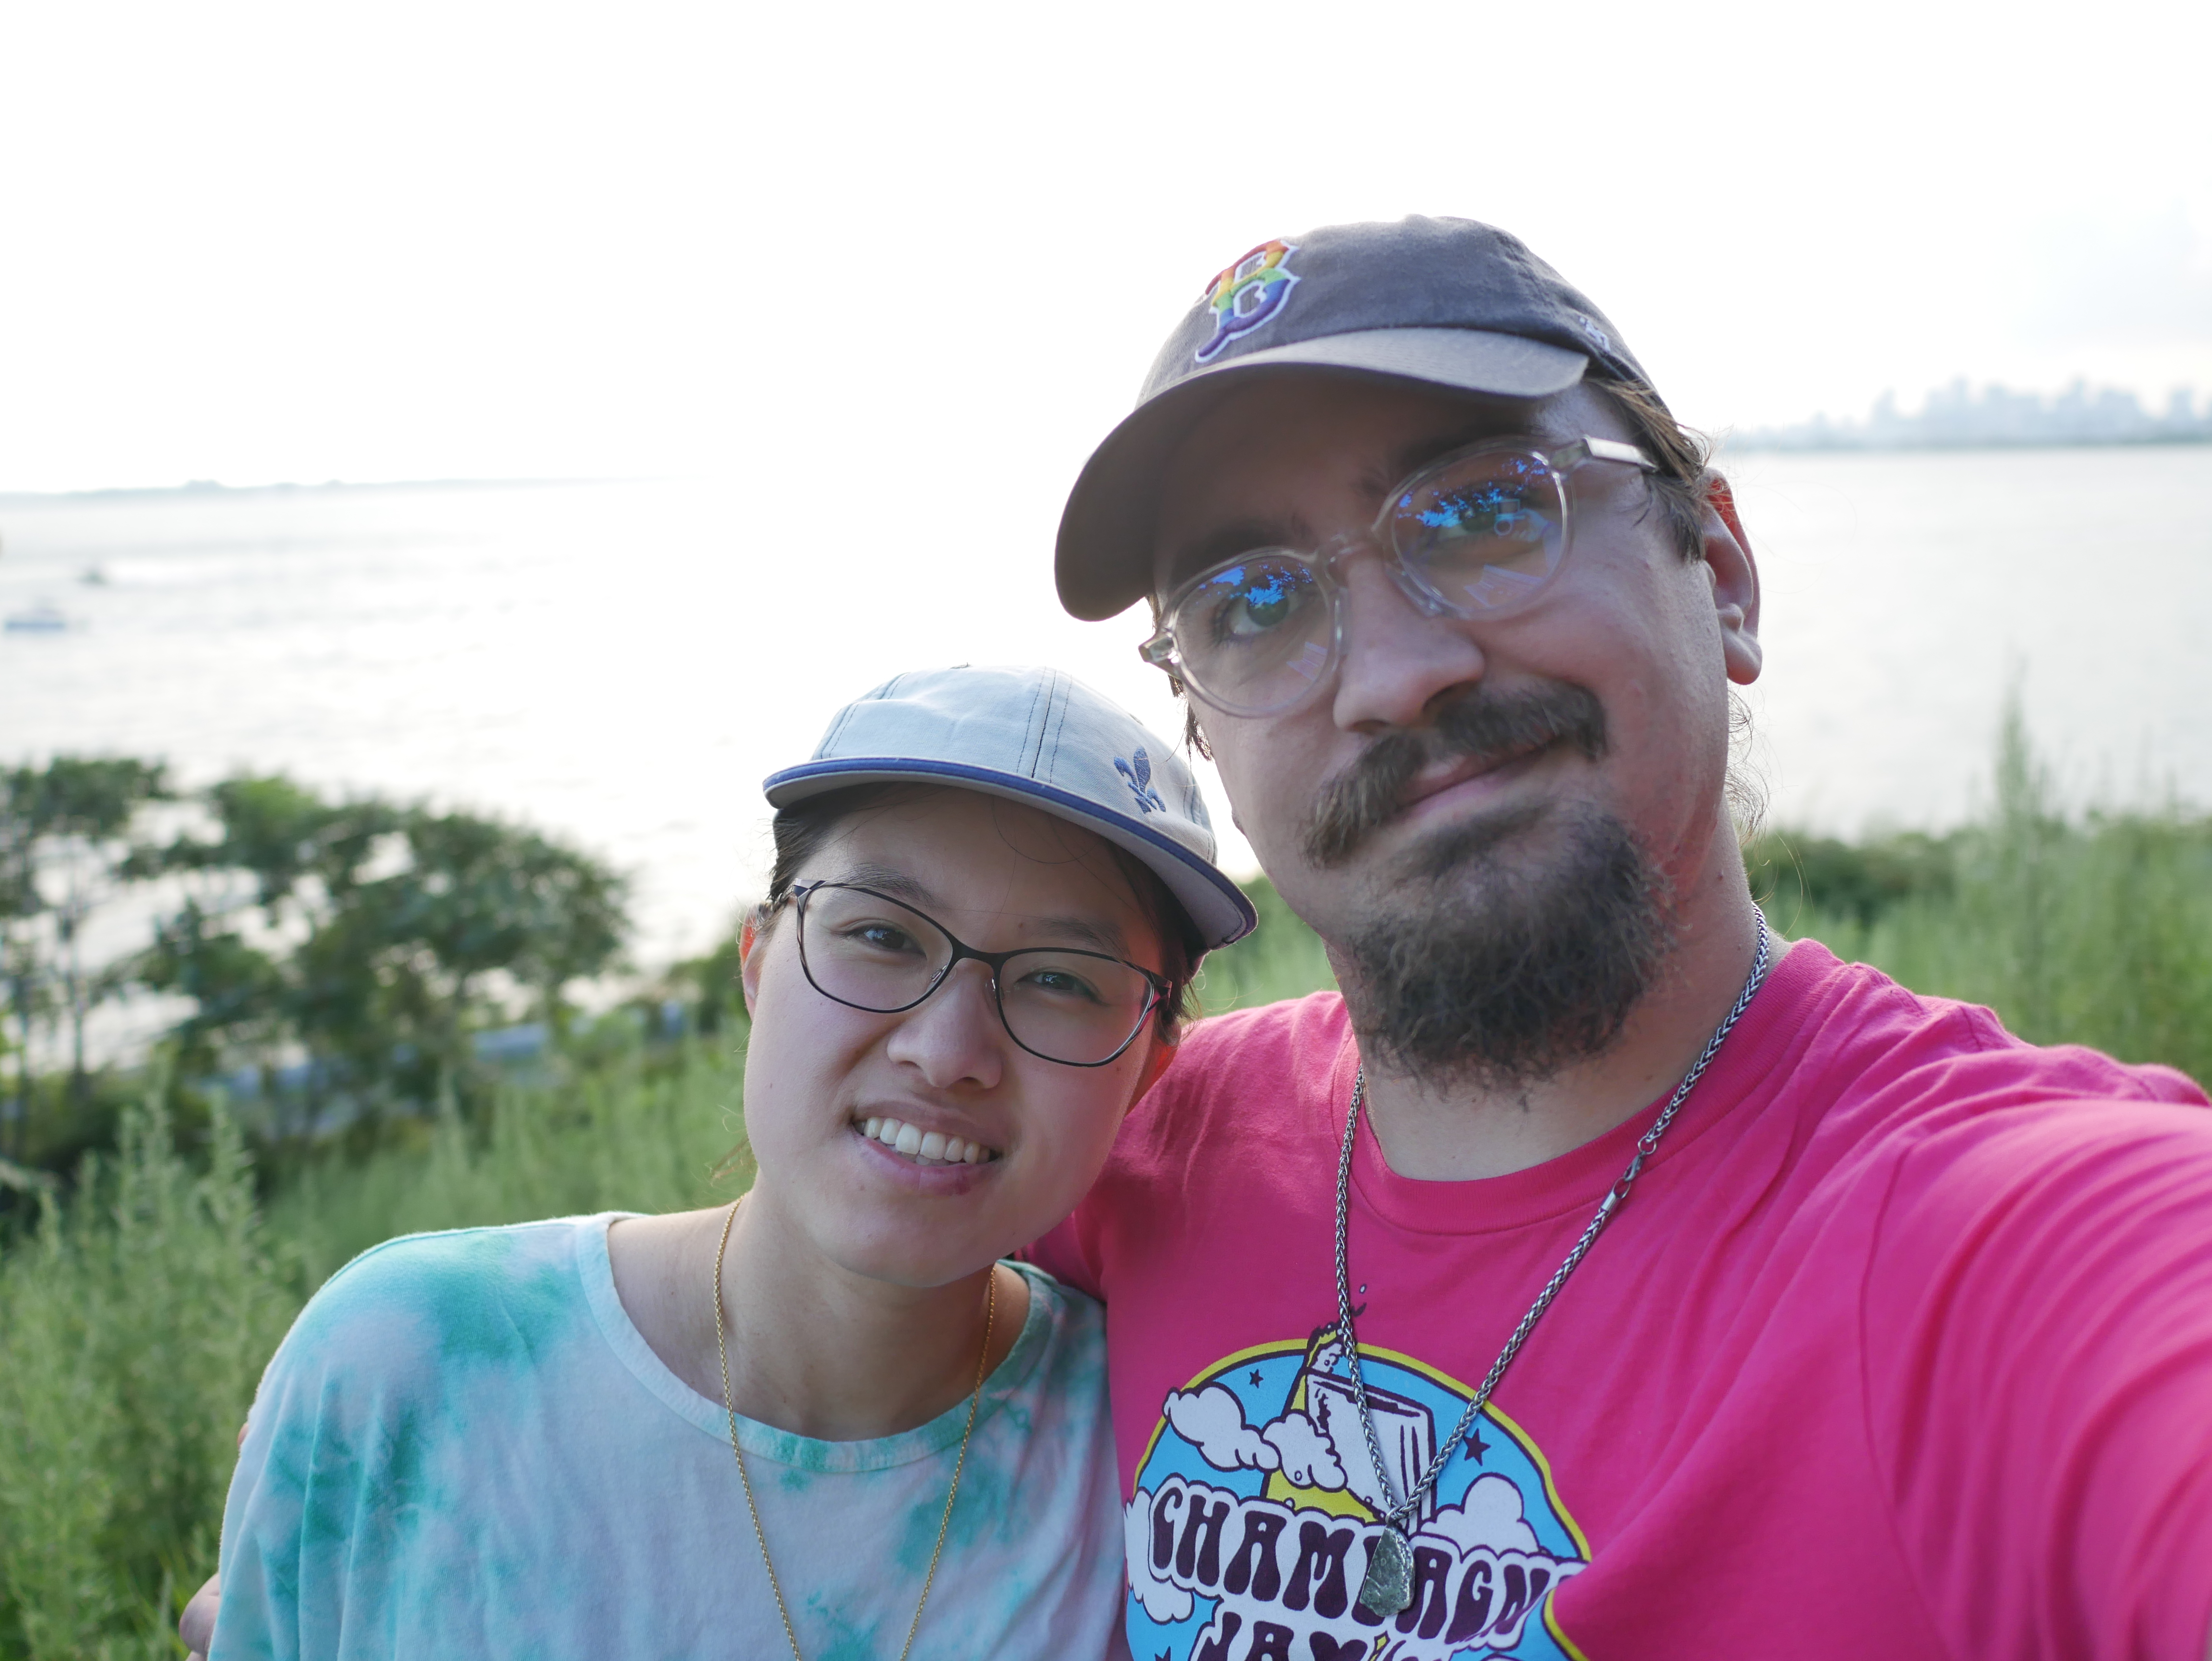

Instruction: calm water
[4,448,2209,960]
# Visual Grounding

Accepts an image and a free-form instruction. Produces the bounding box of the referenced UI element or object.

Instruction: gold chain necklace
[712,1200,997,1661]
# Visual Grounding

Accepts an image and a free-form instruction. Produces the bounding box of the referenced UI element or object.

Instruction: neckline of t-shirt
[1338,935,1839,1235]
[576,1213,1059,1472]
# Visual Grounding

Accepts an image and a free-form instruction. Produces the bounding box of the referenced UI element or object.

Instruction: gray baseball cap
[764,664,1256,949]
[1054,215,1657,621]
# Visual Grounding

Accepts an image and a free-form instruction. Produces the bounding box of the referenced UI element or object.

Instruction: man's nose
[1327,551,1488,732]
[882,959,1006,1090]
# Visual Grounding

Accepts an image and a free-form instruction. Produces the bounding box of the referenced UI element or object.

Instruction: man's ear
[1701,474,1763,686]
[738,913,765,1020]
[1127,1029,1181,1108]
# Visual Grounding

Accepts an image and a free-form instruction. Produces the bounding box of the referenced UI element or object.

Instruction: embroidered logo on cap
[1573,311,1612,354]
[1196,240,1299,364]
[1115,749,1166,814]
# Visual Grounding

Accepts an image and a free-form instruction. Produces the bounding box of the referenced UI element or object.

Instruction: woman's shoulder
[1007,1256,1102,1324]
[1000,1260,1108,1404]
[282,1214,611,1386]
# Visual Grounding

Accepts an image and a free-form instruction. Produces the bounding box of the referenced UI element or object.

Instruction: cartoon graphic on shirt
[1125,1328,1589,1661]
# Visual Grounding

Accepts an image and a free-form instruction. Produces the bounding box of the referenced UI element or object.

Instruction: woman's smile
[856,1113,1004,1167]
[845,1113,1007,1195]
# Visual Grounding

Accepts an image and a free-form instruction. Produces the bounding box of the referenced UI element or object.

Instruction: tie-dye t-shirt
[211,1215,1127,1661]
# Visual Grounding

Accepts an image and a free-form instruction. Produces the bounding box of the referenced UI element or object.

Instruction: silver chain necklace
[1334,911,1772,1619]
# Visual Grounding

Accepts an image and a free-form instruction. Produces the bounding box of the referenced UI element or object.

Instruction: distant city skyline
[1732,378,2212,452]
[6,374,2211,498]
[4,377,2208,496]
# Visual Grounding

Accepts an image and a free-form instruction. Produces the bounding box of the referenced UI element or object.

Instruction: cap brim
[764,757,1257,950]
[1054,327,1591,622]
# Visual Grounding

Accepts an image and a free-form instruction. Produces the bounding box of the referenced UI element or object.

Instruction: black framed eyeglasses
[1140,433,1657,717]
[787,881,1169,1068]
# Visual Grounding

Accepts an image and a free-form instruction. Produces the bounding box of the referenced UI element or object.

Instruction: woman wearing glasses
[199,666,1254,1661]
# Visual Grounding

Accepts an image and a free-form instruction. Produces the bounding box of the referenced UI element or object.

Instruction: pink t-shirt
[1031,939,2212,1661]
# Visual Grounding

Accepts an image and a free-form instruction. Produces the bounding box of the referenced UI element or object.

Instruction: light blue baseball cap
[764,665,1256,949]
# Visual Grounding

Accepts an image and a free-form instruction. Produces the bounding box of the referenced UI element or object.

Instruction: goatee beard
[1341,800,1675,1093]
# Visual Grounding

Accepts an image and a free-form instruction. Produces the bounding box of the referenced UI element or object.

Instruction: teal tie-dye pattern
[211,1217,1127,1661]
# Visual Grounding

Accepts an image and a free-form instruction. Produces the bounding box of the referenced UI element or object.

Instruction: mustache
[1298,684,1608,868]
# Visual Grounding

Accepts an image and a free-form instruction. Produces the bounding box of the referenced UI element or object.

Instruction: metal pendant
[1357,1523,1414,1619]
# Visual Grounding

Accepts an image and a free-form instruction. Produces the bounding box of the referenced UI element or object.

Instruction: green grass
[1747,710,2212,1086]
[0,1046,750,1658]
[262,1048,749,1289]
[0,1097,296,1660]
[4,755,2210,1652]
[1193,875,1337,1017]
[1751,817,2212,1085]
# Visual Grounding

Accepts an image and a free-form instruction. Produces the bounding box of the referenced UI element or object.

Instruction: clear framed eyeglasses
[1139,434,1657,717]
[789,881,1170,1068]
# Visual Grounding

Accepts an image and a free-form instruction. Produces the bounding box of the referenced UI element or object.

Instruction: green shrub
[264,1042,749,1289]
[1763,814,2212,1086]
[1194,877,1337,1015]
[0,1097,294,1660]
[1752,711,2212,1087]
[0,1041,749,1658]
[1745,828,1955,927]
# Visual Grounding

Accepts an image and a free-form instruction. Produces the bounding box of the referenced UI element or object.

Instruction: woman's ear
[1700,473,1763,686]
[738,912,765,1020]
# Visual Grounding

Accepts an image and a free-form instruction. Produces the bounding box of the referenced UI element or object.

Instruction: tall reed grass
[263,1049,748,1289]
[0,1101,293,1660]
[1192,875,1336,1016]
[0,1048,749,1658]
[1749,709,2212,1085]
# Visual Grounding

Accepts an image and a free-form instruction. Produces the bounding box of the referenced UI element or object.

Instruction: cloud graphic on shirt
[1163,1385,1345,1490]
[1261,1409,1344,1490]
[1424,1473,1542,1556]
[1166,1385,1270,1471]
[1123,1490,1194,1623]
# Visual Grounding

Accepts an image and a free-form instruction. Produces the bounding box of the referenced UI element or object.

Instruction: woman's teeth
[861,1116,998,1166]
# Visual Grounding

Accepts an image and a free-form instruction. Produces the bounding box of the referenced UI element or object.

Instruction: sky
[3,0,2210,961]
[2,0,2209,504]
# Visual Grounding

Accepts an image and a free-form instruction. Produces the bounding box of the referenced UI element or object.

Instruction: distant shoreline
[1723,432,2212,455]
[1725,378,2211,455]
[9,437,2212,502]
[0,475,648,505]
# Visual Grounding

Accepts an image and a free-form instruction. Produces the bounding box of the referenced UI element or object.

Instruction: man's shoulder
[1769,938,2199,1107]
[1175,988,1351,1073]
[1146,990,1350,1114]
[1776,940,2212,1194]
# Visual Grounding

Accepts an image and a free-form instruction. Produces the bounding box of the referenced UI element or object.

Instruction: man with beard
[1034,219,2212,1661]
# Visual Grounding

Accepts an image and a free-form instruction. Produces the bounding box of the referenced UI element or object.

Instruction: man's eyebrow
[1158,509,1317,593]
[1358,416,1553,501]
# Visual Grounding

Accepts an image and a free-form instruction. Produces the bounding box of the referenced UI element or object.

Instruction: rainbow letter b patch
[1197,240,1299,364]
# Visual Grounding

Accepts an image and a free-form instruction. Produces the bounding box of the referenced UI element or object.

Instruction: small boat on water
[3,602,69,633]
